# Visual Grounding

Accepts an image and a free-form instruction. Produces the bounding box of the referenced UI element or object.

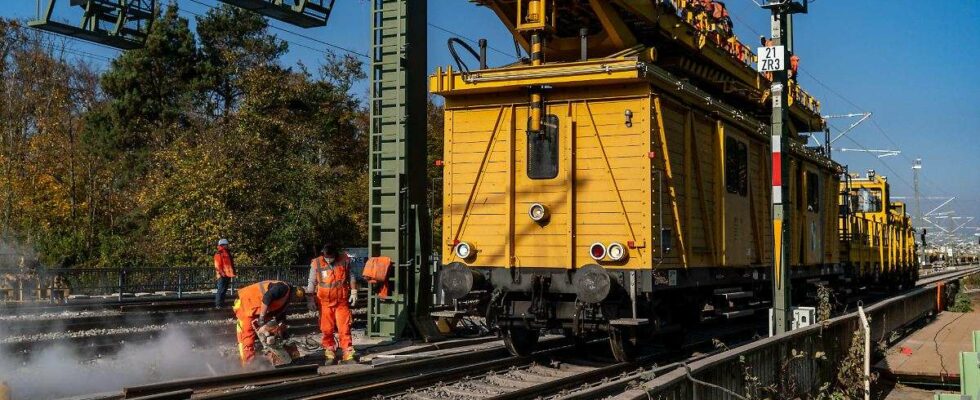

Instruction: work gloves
[256,316,266,327]
[307,297,318,313]
[348,290,357,306]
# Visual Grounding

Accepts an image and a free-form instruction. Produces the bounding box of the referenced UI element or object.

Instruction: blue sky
[7,1,980,238]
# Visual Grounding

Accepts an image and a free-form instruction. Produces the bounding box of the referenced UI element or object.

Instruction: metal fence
[0,255,369,301]
[619,278,958,400]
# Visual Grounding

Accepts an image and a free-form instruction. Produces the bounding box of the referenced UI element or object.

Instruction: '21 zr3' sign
[757,45,785,72]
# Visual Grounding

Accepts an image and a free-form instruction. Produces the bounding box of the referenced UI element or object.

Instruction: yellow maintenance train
[433,0,917,360]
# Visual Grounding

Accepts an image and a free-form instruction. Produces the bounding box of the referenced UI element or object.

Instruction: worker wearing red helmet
[306,243,358,364]
[233,280,305,367]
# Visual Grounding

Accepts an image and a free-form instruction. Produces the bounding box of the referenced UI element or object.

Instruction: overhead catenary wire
[13,38,112,69]
[732,1,957,204]
[797,67,952,197]
[831,122,915,189]
[176,6,338,62]
[27,26,124,55]
[184,0,369,59]
[33,42,113,64]
[427,22,517,61]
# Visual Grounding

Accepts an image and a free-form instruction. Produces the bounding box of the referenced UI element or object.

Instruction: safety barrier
[620,271,977,399]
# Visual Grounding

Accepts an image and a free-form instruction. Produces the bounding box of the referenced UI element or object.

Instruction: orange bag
[362,256,392,297]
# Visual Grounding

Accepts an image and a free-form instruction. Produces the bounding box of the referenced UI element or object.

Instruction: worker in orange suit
[233,280,305,367]
[307,243,358,364]
[213,238,236,309]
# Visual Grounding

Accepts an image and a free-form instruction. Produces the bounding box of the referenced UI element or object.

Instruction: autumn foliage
[0,4,424,269]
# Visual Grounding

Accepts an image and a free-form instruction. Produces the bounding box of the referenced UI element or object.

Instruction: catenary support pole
[913,159,923,263]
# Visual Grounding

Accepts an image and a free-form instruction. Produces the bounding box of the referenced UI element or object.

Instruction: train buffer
[875,307,980,396]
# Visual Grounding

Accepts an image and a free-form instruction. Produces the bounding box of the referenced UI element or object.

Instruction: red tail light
[589,243,606,261]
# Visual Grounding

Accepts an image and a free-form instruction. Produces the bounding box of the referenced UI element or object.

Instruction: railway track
[0,300,366,361]
[31,265,980,400]
[102,320,760,400]
[915,265,980,286]
[108,341,530,400]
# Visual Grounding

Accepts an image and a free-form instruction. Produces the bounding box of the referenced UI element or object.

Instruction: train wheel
[609,326,637,362]
[502,327,539,357]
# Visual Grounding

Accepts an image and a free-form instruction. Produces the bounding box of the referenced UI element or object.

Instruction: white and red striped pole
[764,2,807,335]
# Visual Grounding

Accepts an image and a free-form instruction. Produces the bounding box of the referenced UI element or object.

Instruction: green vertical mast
[366,0,438,340]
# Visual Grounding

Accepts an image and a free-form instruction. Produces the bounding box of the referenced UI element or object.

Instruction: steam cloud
[0,327,243,400]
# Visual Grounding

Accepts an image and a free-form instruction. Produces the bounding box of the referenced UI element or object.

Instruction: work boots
[324,349,336,365]
[341,348,357,363]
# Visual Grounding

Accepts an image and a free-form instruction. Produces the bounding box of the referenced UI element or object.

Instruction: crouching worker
[233,280,305,367]
[307,243,358,364]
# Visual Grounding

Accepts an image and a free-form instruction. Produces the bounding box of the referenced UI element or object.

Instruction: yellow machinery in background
[840,171,918,284]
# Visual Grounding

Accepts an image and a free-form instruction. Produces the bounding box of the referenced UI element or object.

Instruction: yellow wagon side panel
[656,99,690,265]
[564,97,651,268]
[750,138,774,266]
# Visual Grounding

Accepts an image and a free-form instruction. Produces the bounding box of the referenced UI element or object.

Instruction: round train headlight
[528,203,549,222]
[454,241,473,259]
[589,242,606,261]
[607,242,627,261]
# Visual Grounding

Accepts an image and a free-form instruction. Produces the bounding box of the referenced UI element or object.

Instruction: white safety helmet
[217,238,229,246]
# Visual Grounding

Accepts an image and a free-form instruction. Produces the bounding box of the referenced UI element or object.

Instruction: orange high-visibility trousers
[233,299,258,366]
[319,301,353,351]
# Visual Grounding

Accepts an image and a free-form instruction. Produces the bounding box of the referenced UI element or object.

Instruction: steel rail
[495,267,980,400]
[545,350,726,400]
[123,365,321,398]
[483,358,645,400]
[202,350,515,400]
[614,266,980,399]
[1,302,323,337]
[915,266,980,287]
[1,323,322,360]
[1,308,238,336]
[195,340,577,400]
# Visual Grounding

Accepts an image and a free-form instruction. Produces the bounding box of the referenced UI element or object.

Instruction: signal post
[760,0,808,335]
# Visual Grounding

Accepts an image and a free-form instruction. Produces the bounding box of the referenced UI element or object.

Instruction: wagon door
[512,103,573,269]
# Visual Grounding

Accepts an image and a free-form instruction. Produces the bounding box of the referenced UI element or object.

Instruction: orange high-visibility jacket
[214,247,235,278]
[310,255,351,304]
[236,280,289,317]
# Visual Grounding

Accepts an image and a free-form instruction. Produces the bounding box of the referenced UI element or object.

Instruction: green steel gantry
[30,0,157,49]
[30,0,436,341]
[365,0,438,340]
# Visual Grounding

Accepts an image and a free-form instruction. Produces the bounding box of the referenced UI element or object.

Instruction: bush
[949,290,974,313]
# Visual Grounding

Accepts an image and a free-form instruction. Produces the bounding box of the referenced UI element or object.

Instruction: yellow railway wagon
[432,56,841,359]
[434,65,842,273]
[840,173,918,283]
[432,0,916,360]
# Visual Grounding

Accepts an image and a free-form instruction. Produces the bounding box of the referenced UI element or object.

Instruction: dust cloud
[0,328,244,400]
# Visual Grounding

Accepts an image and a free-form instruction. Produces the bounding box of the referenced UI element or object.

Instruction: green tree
[196,4,288,118]
[0,11,375,270]
[427,98,445,254]
[101,2,201,142]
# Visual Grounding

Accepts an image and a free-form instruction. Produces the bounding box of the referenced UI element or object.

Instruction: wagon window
[806,171,820,212]
[527,114,559,179]
[725,136,748,196]
[852,188,883,213]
